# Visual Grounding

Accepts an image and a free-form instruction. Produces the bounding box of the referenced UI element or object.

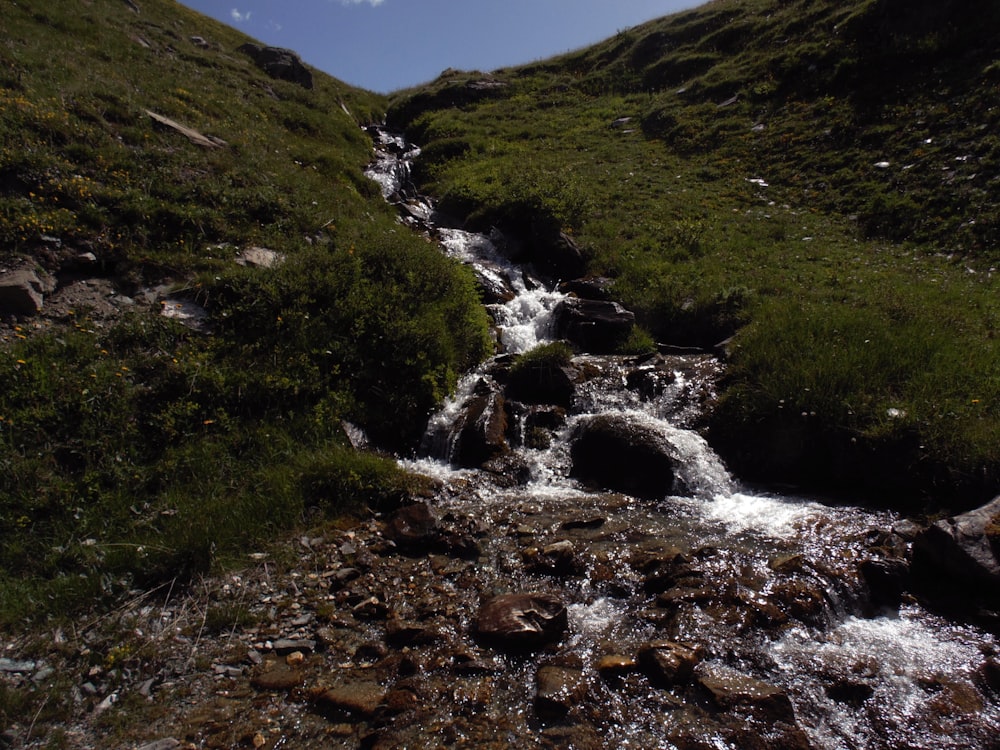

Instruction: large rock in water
[475,593,568,650]
[911,495,1000,609]
[451,389,508,468]
[553,298,634,353]
[238,43,313,89]
[570,415,682,499]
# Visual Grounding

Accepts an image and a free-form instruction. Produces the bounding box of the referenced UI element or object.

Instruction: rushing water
[366,128,1000,749]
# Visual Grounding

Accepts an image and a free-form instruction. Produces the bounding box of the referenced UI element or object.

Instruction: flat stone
[696,663,795,722]
[315,681,386,718]
[250,661,304,691]
[271,638,316,655]
[596,654,638,678]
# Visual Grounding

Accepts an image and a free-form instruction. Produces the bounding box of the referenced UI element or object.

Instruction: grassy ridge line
[387,0,1000,509]
[0,0,491,621]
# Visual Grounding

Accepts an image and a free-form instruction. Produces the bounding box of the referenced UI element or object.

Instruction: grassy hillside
[388,0,1000,510]
[0,0,490,620]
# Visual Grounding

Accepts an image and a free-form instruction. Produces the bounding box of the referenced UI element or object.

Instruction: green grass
[0,0,491,622]
[388,0,1000,510]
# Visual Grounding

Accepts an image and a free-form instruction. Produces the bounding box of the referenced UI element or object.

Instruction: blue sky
[180,1,702,93]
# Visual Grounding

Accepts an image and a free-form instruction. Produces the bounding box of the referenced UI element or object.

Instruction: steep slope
[387,0,1000,508]
[0,0,489,620]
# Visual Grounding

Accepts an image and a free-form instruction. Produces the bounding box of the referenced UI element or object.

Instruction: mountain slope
[388,0,1000,508]
[0,0,489,620]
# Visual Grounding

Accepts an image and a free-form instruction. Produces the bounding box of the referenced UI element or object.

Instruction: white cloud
[231,8,252,23]
[340,0,385,6]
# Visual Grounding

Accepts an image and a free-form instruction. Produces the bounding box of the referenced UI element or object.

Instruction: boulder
[0,267,52,316]
[475,593,568,650]
[912,495,1000,607]
[471,261,516,304]
[238,43,313,89]
[452,390,508,468]
[553,298,635,353]
[569,414,682,499]
[506,360,577,408]
[532,227,587,281]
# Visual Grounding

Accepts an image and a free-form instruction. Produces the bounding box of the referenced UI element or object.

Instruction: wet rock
[523,540,585,577]
[912,495,1000,610]
[595,654,638,679]
[625,354,679,401]
[695,664,795,723]
[384,502,438,552]
[859,557,910,611]
[570,414,682,499]
[541,725,603,750]
[329,567,362,591]
[475,593,568,650]
[825,678,874,705]
[768,554,805,574]
[561,516,606,531]
[137,741,188,750]
[452,389,509,467]
[535,664,588,718]
[638,641,702,686]
[385,617,442,647]
[506,359,578,408]
[768,578,829,625]
[238,43,313,89]
[553,297,635,353]
[480,452,532,488]
[249,660,304,691]
[383,502,481,559]
[313,681,386,718]
[471,261,517,304]
[558,277,614,301]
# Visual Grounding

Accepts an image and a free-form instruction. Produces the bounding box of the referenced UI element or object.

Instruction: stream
[361,128,1000,749]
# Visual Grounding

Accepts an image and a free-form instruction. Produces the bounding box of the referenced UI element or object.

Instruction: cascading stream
[366,127,1000,749]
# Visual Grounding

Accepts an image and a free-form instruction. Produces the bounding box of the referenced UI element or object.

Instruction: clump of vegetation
[0,0,490,621]
[388,0,1000,510]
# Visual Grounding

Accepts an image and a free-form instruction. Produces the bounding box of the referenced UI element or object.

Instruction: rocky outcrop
[911,495,1000,614]
[238,43,313,89]
[553,298,635,353]
[569,414,682,499]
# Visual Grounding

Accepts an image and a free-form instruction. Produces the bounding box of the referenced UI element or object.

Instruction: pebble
[0,658,37,673]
